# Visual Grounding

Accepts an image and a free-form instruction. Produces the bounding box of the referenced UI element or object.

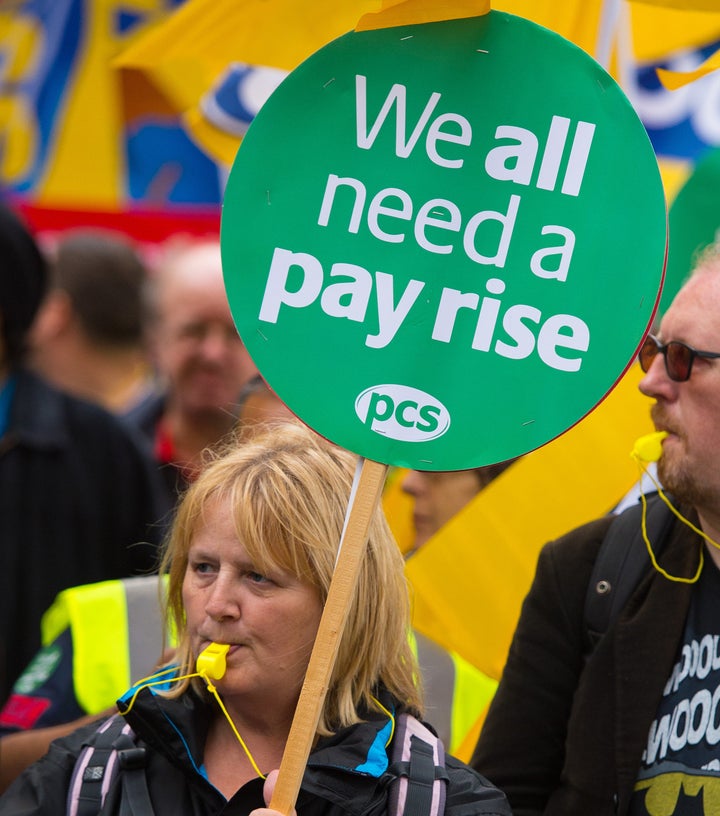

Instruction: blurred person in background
[0,203,168,707]
[235,374,296,439]
[125,239,257,504]
[28,230,156,414]
[401,462,518,557]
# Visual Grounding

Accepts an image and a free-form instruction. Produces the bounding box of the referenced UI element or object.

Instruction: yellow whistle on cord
[196,643,230,680]
[631,431,669,463]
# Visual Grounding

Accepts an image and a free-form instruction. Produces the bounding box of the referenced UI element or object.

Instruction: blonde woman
[2,423,509,816]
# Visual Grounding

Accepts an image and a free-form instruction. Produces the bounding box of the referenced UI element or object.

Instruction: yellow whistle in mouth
[196,643,230,680]
[631,431,669,463]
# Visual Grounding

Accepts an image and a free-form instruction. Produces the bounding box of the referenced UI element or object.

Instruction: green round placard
[221,11,666,470]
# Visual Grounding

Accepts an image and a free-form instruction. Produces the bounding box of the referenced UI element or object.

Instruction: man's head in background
[28,230,151,411]
[146,240,257,423]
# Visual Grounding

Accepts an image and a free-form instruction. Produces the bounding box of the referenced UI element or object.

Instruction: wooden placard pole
[269,457,389,815]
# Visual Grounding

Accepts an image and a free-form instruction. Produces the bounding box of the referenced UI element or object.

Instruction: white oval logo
[355,384,451,442]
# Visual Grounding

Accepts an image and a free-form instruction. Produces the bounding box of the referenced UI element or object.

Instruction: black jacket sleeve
[470,516,612,816]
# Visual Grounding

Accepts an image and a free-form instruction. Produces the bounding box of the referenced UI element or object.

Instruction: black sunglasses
[639,334,720,382]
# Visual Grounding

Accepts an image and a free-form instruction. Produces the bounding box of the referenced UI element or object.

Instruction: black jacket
[0,684,511,816]
[472,506,701,816]
[0,369,171,703]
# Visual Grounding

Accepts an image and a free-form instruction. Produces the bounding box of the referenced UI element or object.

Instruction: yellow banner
[401,366,654,680]
[357,0,490,30]
[629,1,720,60]
[0,0,222,218]
[630,0,720,11]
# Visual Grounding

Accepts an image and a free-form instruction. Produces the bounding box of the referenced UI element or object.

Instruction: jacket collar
[119,677,400,810]
[301,689,400,816]
[309,687,397,777]
[119,676,213,777]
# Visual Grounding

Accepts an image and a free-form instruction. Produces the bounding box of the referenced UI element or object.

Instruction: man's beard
[657,454,708,508]
[651,404,708,508]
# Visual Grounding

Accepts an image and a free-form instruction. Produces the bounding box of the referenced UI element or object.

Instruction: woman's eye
[247,571,270,584]
[192,561,214,574]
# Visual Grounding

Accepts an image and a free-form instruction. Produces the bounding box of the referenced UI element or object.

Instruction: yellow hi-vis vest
[409,630,497,761]
[40,575,168,717]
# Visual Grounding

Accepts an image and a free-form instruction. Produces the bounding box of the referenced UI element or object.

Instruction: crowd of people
[2,195,720,816]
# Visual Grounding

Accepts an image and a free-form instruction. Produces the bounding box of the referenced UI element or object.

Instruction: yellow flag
[403,366,654,680]
[628,1,720,61]
[493,0,608,56]
[657,48,720,89]
[356,0,489,30]
[629,0,720,11]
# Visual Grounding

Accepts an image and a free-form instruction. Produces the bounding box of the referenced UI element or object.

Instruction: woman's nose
[204,575,240,622]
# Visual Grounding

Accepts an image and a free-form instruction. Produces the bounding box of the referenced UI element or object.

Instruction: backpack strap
[67,715,154,816]
[114,732,154,816]
[387,712,449,816]
[583,493,675,654]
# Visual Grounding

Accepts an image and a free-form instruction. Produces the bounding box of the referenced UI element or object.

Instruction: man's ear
[27,289,73,345]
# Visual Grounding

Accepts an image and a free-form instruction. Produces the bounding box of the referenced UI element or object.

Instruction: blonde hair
[159,422,422,733]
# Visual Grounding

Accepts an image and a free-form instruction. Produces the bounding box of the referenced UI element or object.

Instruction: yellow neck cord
[118,669,396,782]
[118,666,266,779]
[632,457,720,584]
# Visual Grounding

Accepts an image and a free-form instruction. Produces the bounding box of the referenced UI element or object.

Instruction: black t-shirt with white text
[630,555,720,815]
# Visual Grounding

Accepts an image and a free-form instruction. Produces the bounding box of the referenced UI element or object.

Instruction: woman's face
[182,495,323,717]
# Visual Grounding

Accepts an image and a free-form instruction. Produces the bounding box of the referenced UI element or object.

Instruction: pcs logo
[355,384,450,442]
